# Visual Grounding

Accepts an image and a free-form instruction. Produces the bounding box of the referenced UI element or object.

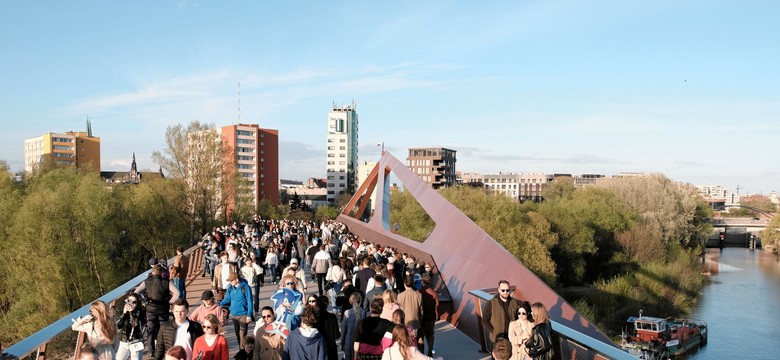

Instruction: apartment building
[407,147,457,189]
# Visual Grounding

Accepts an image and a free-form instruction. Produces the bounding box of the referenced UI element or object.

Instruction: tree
[739,194,777,213]
[290,192,303,211]
[761,215,780,250]
[597,174,708,248]
[315,205,340,221]
[0,168,188,346]
[538,183,636,285]
[152,121,226,237]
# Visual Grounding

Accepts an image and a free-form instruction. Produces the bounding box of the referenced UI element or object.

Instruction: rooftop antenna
[86,116,93,137]
[237,81,241,124]
[736,184,743,197]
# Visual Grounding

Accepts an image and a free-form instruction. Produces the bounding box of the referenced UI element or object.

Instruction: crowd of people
[69,216,554,360]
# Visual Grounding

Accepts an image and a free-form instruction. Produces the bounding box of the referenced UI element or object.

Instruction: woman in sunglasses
[116,294,146,360]
[272,274,304,331]
[508,301,533,360]
[192,314,229,360]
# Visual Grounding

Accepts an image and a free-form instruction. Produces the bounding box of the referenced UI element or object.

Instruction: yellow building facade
[24,131,101,172]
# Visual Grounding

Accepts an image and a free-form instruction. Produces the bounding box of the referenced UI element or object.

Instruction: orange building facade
[220,124,279,211]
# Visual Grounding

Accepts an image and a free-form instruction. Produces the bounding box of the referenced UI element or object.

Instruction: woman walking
[340,293,365,360]
[192,314,229,360]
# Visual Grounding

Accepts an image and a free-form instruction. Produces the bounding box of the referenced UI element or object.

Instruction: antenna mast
[237,82,241,124]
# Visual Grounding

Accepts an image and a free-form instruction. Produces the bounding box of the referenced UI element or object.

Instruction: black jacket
[154,318,204,360]
[117,309,146,342]
[316,307,341,360]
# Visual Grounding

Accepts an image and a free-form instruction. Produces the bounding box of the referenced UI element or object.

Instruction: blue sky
[1,1,778,194]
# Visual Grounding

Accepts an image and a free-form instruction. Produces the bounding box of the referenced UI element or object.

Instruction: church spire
[128,152,139,184]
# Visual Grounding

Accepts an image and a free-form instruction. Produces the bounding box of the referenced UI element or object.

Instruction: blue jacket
[219,278,253,318]
[282,328,326,360]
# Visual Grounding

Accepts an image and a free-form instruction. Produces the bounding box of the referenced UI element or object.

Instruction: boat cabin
[627,316,667,342]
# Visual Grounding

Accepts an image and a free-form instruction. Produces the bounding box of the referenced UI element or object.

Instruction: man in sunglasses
[481,280,521,351]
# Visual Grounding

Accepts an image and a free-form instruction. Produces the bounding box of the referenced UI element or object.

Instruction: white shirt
[174,320,193,360]
[221,263,232,289]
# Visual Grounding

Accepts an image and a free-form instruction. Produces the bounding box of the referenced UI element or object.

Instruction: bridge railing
[3,244,204,360]
[469,289,634,360]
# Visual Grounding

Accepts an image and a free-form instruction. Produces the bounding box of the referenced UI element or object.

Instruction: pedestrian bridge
[5,152,634,360]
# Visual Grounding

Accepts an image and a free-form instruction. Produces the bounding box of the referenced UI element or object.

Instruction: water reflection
[685,248,780,359]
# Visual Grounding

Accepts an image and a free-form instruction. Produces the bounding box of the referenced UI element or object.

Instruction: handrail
[4,244,202,359]
[468,289,635,360]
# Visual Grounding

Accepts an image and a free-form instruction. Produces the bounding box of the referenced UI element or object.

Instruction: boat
[621,310,707,359]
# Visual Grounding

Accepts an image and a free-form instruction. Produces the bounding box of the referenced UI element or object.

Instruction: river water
[684,248,780,359]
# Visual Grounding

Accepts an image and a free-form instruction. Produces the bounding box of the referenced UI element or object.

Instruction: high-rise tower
[326,101,359,203]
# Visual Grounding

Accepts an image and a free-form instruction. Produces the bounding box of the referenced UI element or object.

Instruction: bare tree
[152,121,226,236]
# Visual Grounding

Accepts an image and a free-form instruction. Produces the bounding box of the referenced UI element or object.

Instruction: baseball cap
[290,258,299,264]
[149,257,158,267]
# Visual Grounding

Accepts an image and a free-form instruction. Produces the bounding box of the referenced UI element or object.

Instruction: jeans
[172,277,186,301]
[115,340,143,360]
[328,283,343,309]
[268,264,277,282]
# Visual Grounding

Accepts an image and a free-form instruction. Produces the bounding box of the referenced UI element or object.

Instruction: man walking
[312,244,332,296]
[155,299,204,360]
[397,276,423,335]
[171,246,189,300]
[481,280,520,351]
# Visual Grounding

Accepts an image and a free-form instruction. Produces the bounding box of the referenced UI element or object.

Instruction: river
[684,247,780,359]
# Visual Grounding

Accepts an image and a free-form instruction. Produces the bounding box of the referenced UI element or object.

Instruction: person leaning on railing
[71,300,117,360]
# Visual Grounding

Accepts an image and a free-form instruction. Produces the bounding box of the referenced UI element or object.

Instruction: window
[328,154,335,157]
[340,139,346,143]
[237,138,255,144]
[340,176,345,180]
[237,130,254,136]
[327,161,335,165]
[340,146,345,150]
[328,146,335,150]
[237,155,254,161]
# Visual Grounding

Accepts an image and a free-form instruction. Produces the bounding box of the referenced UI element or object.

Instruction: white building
[358,161,378,208]
[326,101,359,203]
[696,185,740,206]
[461,172,553,202]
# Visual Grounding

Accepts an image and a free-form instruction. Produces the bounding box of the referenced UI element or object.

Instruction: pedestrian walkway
[183,270,490,360]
